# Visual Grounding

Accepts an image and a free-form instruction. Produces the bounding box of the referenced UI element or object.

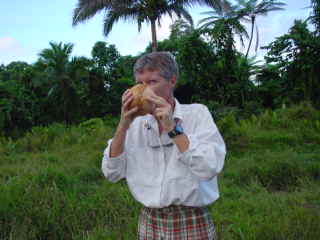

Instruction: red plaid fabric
[138,205,217,240]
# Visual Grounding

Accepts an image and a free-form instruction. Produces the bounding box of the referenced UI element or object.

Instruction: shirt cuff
[108,152,126,169]
[103,141,126,169]
[177,134,200,166]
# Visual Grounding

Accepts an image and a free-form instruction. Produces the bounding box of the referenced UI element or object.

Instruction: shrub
[235,151,319,191]
[241,100,264,119]
[79,118,104,133]
[217,113,251,153]
[285,101,320,121]
[13,123,67,153]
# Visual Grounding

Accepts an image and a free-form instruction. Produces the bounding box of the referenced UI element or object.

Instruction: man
[102,52,226,239]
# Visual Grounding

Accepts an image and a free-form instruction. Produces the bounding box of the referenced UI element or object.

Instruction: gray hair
[133,52,179,81]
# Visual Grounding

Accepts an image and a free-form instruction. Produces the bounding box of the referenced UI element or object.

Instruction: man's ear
[170,76,177,87]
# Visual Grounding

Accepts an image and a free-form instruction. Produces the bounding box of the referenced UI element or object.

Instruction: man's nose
[144,81,152,86]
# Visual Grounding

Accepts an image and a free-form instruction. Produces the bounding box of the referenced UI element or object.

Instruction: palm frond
[200,10,219,16]
[198,16,220,27]
[179,9,194,27]
[103,11,122,36]
[72,0,113,26]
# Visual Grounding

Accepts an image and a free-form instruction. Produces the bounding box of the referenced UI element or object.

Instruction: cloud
[0,37,25,64]
[0,37,37,64]
[0,37,22,53]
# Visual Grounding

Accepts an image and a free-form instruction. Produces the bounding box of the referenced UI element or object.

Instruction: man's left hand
[144,90,175,132]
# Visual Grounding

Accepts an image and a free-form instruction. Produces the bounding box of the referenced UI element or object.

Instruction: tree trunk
[226,27,234,73]
[245,16,255,59]
[151,19,157,52]
[62,78,68,124]
[61,75,69,124]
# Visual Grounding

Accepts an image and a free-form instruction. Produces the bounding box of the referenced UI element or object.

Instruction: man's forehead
[136,67,159,75]
[136,69,161,79]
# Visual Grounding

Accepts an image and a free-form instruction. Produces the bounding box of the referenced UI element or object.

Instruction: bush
[234,150,320,191]
[285,101,320,121]
[241,100,264,119]
[13,123,67,153]
[79,118,104,133]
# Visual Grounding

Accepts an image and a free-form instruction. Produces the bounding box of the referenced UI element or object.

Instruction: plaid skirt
[138,205,217,240]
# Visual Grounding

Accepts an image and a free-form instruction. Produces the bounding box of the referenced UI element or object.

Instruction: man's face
[135,69,176,103]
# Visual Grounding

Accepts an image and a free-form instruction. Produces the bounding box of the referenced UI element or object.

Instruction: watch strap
[168,123,184,138]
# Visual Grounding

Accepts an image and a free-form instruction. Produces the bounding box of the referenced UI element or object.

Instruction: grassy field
[1,103,320,240]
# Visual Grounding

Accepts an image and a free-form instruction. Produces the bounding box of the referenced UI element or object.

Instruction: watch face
[175,124,183,133]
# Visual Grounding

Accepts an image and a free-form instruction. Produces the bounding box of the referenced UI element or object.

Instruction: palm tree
[232,54,261,106]
[236,0,285,58]
[39,42,73,77]
[72,0,227,52]
[198,4,249,81]
[198,4,249,51]
[39,42,75,123]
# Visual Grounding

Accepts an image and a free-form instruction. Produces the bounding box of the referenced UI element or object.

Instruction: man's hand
[144,89,175,132]
[110,89,138,158]
[119,89,138,130]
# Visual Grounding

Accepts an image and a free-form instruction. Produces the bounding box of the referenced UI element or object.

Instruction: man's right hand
[118,89,138,131]
[109,89,138,158]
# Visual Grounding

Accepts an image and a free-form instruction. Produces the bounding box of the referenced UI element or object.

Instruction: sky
[0,0,312,65]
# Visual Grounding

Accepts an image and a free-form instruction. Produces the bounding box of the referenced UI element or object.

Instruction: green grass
[0,104,319,239]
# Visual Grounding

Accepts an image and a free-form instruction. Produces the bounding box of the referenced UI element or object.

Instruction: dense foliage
[0,0,319,137]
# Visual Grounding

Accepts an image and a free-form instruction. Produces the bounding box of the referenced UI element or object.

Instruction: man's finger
[154,109,169,118]
[122,89,130,98]
[123,95,134,110]
[126,106,138,116]
[146,95,167,107]
[122,91,132,103]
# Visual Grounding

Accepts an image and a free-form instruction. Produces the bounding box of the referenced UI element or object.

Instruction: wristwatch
[168,123,184,138]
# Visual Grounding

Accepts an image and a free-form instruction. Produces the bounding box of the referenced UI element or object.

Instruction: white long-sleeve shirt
[102,99,226,208]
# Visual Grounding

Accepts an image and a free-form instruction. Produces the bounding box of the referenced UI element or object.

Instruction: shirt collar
[173,98,183,123]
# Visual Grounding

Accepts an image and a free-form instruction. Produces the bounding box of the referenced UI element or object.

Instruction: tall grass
[0,104,319,239]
